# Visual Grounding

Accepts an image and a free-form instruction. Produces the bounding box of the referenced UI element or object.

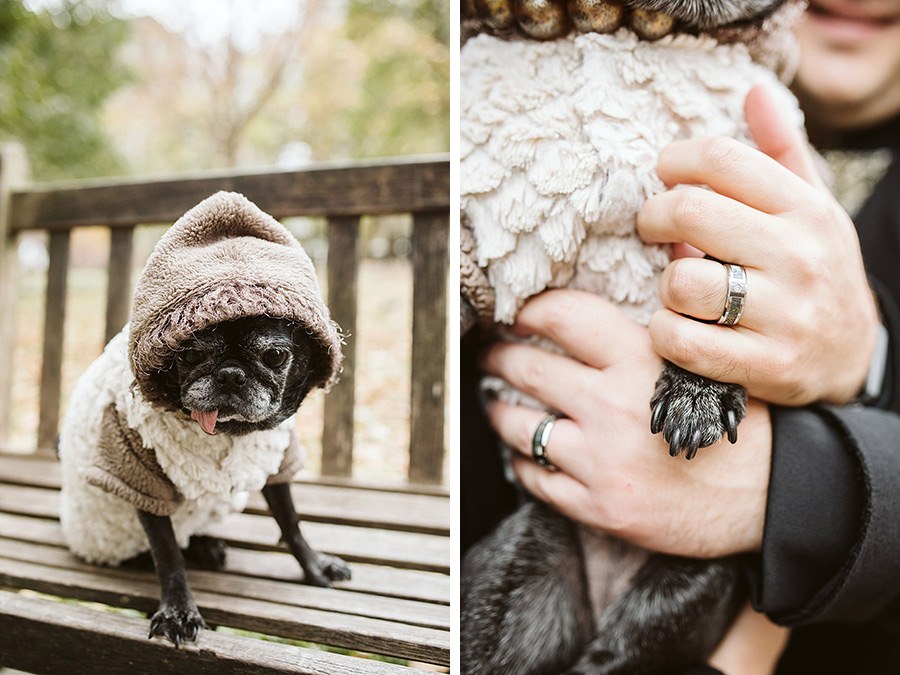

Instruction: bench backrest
[0,145,450,484]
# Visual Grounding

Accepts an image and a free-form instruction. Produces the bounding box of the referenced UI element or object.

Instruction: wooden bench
[0,144,451,673]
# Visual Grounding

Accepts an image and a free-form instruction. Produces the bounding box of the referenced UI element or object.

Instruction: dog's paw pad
[149,605,208,647]
[650,363,746,459]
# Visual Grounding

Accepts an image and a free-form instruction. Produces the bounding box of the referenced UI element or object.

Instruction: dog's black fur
[135,316,350,646]
[461,0,780,672]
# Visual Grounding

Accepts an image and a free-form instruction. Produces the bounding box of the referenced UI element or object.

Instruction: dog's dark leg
[137,509,207,647]
[650,360,747,459]
[462,501,594,675]
[261,482,351,587]
[563,555,745,675]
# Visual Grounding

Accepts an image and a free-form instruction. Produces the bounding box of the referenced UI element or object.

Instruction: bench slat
[408,211,448,484]
[10,158,450,232]
[0,491,449,573]
[104,226,134,343]
[0,590,415,674]
[36,230,70,452]
[0,537,448,630]
[0,558,450,665]
[0,450,450,535]
[322,215,360,477]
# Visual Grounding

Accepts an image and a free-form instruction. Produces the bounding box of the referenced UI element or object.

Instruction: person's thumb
[745,84,826,189]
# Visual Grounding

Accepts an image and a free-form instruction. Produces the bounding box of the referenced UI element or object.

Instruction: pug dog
[140,316,351,644]
[59,191,348,647]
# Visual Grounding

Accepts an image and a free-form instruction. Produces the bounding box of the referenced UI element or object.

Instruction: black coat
[759,116,900,673]
[460,114,900,673]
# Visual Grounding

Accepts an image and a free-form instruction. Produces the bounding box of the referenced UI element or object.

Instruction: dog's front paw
[303,553,352,587]
[319,553,352,582]
[650,361,746,460]
[148,603,208,647]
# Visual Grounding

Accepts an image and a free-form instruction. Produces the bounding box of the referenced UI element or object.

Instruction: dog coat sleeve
[265,431,305,485]
[83,404,183,516]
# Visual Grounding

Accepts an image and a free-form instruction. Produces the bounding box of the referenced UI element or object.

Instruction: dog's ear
[149,359,184,411]
[278,328,329,414]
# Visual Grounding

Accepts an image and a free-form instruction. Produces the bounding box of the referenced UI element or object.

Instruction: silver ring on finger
[532,414,557,469]
[717,263,747,326]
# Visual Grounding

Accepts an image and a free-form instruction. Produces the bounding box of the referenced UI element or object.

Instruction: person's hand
[708,603,790,675]
[637,85,880,406]
[480,289,772,558]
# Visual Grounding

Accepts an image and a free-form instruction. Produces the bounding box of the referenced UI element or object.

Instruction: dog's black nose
[216,366,247,389]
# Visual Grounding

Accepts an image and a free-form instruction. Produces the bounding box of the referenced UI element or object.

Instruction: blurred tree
[341,0,449,157]
[0,0,130,180]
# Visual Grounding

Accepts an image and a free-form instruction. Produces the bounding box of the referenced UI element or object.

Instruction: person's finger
[511,456,592,517]
[656,135,816,215]
[638,186,779,264]
[486,401,583,475]
[745,84,826,190]
[511,290,649,369]
[479,341,595,419]
[648,309,768,386]
[658,257,775,328]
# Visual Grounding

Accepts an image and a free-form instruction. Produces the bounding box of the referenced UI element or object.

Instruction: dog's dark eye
[262,349,289,368]
[180,350,203,366]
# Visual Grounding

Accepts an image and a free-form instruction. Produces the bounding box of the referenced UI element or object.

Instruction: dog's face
[157,316,319,436]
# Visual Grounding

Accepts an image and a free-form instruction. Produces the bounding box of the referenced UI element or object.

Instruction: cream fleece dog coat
[58,192,342,565]
[461,2,805,327]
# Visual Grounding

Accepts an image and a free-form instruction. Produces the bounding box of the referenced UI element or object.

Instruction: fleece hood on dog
[128,191,343,408]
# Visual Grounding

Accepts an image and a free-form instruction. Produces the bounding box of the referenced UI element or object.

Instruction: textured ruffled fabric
[462,27,803,326]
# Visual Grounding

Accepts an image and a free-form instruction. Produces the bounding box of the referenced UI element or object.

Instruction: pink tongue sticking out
[190,409,219,435]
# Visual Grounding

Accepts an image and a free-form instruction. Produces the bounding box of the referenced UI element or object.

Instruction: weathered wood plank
[0,591,415,674]
[0,143,30,445]
[0,454,450,534]
[10,158,450,232]
[105,226,134,343]
[0,558,450,664]
[0,505,450,573]
[36,230,70,453]
[322,216,360,477]
[408,211,449,484]
[0,538,448,630]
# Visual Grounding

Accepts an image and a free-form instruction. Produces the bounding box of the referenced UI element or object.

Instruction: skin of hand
[480,289,772,558]
[637,85,880,406]
[708,602,791,675]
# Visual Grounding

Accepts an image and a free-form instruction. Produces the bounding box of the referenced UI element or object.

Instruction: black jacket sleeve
[747,283,900,626]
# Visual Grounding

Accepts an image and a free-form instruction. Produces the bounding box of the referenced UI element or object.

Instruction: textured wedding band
[531,415,557,469]
[717,263,747,326]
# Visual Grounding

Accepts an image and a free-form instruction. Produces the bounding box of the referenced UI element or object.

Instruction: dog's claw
[685,430,702,460]
[669,429,682,457]
[650,398,667,435]
[724,409,738,444]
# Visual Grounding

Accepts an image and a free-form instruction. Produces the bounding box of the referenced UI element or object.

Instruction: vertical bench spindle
[321,216,360,477]
[0,143,30,446]
[408,210,448,484]
[36,230,70,453]
[104,226,134,344]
